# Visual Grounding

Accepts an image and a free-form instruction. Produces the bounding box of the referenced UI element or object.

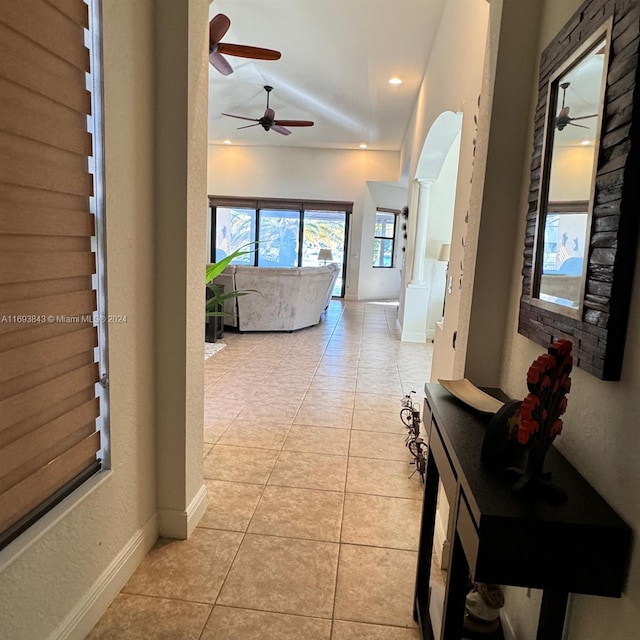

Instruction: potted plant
[205,244,259,341]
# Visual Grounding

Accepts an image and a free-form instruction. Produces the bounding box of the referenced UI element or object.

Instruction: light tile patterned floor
[88,300,432,639]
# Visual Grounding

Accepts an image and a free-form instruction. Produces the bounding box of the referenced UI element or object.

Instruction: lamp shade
[437,243,451,262]
[318,248,334,262]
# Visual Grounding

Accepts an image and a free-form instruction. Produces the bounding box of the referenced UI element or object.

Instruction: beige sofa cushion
[213,263,339,332]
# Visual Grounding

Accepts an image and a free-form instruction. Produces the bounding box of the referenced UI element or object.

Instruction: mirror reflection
[536,38,607,310]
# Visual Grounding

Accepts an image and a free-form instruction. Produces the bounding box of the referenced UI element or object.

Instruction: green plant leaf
[205,243,263,318]
[205,242,257,284]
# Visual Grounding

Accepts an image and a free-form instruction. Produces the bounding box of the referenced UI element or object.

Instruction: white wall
[0,2,158,638]
[359,181,407,301]
[207,145,401,300]
[424,131,461,338]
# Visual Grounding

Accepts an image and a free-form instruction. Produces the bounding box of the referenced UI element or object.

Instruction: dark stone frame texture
[519,0,640,380]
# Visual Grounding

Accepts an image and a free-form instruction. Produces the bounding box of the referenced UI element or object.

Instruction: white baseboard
[158,483,208,539]
[50,512,158,640]
[425,328,435,341]
[186,483,208,537]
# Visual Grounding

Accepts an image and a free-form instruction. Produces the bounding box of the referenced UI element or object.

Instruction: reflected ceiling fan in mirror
[555,82,598,131]
[222,86,315,136]
[209,14,281,76]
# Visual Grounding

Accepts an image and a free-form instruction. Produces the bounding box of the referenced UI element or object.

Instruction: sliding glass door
[302,210,348,298]
[214,206,256,264]
[211,198,351,298]
[258,209,300,267]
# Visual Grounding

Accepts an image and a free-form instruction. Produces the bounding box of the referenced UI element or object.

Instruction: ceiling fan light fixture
[388,77,403,86]
[221,86,314,137]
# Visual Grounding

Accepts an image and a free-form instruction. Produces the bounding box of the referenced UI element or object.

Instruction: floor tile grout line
[121,588,216,608]
[203,464,269,635]
[329,402,354,637]
[210,529,247,605]
[199,476,422,500]
[200,601,335,623]
[195,523,420,553]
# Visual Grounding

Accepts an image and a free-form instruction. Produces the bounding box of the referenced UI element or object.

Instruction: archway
[399,111,463,342]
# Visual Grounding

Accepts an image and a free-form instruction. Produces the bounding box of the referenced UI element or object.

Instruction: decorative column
[411,178,433,285]
[400,178,434,342]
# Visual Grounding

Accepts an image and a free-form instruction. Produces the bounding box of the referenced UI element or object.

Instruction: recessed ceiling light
[580,139,591,146]
[388,77,403,86]
[359,143,368,149]
[223,139,232,145]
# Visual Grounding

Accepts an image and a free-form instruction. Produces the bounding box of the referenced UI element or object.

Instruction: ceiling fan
[555,82,598,131]
[209,14,281,76]
[221,86,315,136]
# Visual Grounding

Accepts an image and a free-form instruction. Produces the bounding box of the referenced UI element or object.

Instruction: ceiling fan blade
[209,14,231,46]
[274,120,314,127]
[271,124,292,136]
[209,51,233,76]
[237,123,261,130]
[570,114,598,121]
[567,122,589,129]
[218,43,281,61]
[221,113,260,122]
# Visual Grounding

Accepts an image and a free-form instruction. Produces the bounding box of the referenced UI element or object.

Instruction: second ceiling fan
[222,86,315,136]
[555,82,598,131]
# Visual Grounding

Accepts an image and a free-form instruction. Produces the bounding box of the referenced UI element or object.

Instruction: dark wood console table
[415,383,631,640]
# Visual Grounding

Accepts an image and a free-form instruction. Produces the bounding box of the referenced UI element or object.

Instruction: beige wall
[462,0,545,384]
[207,145,401,300]
[549,145,596,201]
[0,1,158,638]
[483,0,640,637]
[154,0,208,538]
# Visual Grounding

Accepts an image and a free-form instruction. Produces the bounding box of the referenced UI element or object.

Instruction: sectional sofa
[212,263,340,332]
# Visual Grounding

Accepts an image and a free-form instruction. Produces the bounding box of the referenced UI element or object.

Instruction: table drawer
[457,492,479,575]
[429,420,456,501]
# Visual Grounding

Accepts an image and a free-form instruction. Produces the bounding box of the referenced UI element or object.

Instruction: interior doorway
[399,111,463,343]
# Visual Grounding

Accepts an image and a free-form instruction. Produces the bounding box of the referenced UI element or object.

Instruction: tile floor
[88,300,433,640]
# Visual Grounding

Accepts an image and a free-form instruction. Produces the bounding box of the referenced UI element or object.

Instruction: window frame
[0,0,109,553]
[209,196,353,298]
[88,0,110,470]
[373,208,399,269]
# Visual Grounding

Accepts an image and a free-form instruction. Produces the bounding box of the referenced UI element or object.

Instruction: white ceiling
[554,41,606,147]
[208,0,447,150]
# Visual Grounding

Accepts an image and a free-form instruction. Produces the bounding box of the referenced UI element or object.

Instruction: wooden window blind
[0,0,103,550]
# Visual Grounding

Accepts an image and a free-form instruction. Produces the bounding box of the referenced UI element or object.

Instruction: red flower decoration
[516,340,572,446]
